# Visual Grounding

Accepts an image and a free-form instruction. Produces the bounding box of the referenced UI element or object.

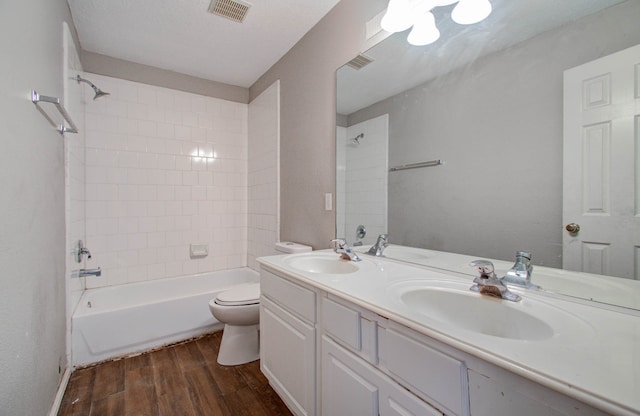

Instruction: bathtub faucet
[78,267,102,277]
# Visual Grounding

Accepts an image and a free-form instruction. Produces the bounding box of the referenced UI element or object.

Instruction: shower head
[75,75,110,100]
[350,133,364,145]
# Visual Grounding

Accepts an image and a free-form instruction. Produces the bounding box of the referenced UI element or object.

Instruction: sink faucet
[366,234,389,257]
[331,239,362,262]
[469,260,521,302]
[503,251,538,288]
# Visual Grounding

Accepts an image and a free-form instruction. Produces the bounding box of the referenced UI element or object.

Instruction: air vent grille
[208,0,252,23]
[347,54,374,70]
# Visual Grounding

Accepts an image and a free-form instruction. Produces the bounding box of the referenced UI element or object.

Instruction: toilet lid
[214,283,260,306]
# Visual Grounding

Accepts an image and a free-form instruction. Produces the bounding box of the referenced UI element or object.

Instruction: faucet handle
[331,239,347,251]
[469,260,496,279]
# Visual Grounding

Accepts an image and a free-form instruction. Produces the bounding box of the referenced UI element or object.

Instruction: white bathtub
[71,267,259,367]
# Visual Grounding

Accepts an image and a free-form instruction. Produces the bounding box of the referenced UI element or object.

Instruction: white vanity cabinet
[259,265,613,416]
[260,269,317,416]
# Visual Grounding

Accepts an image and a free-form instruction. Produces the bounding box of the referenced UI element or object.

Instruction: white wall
[0,1,76,414]
[82,73,248,288]
[247,81,280,270]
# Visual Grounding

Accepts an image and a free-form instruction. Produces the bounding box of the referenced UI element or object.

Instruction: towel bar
[31,90,78,134]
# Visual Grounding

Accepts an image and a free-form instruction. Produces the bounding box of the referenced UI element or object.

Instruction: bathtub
[71,267,259,367]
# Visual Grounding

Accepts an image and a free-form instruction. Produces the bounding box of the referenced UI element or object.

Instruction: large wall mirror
[336,0,640,309]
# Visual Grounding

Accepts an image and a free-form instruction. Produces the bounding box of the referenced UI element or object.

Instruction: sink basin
[284,254,359,274]
[400,287,554,341]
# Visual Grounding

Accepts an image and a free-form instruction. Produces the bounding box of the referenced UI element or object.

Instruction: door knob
[565,223,580,233]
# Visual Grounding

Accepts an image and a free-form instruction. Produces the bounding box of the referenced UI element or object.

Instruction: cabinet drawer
[379,327,468,416]
[260,268,316,323]
[322,297,361,350]
[321,296,378,364]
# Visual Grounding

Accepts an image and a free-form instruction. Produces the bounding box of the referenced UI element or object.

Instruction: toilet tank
[274,241,312,254]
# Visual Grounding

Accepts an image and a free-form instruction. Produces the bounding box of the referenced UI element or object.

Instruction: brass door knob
[565,223,580,233]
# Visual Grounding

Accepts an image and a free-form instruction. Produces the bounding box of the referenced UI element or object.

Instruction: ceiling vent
[208,0,252,23]
[346,54,374,70]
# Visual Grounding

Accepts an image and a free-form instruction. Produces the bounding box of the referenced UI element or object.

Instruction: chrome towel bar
[389,159,443,172]
[31,90,78,134]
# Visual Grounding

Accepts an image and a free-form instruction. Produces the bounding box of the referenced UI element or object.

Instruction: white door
[563,44,640,279]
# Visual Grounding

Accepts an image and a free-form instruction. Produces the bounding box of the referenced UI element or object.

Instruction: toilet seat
[214,283,260,306]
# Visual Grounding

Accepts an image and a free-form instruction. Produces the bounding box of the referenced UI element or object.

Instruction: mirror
[336,0,640,309]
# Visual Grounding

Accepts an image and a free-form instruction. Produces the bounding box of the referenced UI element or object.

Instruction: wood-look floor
[58,331,292,416]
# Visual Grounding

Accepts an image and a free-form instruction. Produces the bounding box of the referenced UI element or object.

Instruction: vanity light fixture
[381,0,492,46]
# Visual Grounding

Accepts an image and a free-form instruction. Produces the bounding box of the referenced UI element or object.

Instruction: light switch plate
[324,193,333,211]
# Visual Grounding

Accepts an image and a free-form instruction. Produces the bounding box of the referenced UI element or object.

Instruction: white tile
[182,171,198,185]
[158,155,176,170]
[139,153,158,169]
[127,135,148,153]
[175,125,191,140]
[147,201,166,217]
[138,217,158,233]
[181,141,199,157]
[138,87,157,106]
[147,231,167,248]
[182,111,198,127]
[139,120,157,137]
[127,102,148,120]
[157,185,176,201]
[127,233,147,250]
[191,157,207,171]
[166,171,182,185]
[156,123,175,139]
[176,156,191,171]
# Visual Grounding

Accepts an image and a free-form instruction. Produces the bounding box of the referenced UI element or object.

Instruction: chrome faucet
[331,239,362,262]
[76,240,92,263]
[469,260,521,302]
[503,251,538,288]
[366,234,389,257]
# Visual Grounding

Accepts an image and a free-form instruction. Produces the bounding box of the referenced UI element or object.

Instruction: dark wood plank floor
[58,331,293,416]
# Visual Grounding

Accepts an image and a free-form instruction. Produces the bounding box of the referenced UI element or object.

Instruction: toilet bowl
[208,282,260,366]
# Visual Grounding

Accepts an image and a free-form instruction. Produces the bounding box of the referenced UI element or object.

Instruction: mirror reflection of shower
[75,75,110,100]
[349,133,364,146]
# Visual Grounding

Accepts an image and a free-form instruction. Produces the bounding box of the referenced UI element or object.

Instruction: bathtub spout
[78,267,102,277]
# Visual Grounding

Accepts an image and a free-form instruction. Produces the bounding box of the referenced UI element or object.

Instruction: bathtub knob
[76,240,92,262]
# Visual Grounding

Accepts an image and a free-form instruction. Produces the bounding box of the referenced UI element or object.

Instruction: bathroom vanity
[257,249,640,416]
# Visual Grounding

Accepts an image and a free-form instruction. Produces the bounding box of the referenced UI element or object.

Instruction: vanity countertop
[257,249,640,416]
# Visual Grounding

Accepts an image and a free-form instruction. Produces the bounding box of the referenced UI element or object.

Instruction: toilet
[209,242,312,366]
[209,283,261,366]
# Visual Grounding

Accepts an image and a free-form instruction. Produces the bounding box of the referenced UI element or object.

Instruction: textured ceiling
[67,0,342,88]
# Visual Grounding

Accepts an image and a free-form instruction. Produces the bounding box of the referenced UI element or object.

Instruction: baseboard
[48,366,71,416]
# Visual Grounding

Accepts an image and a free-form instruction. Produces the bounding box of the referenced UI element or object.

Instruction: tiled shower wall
[338,114,388,246]
[247,81,280,270]
[83,73,248,288]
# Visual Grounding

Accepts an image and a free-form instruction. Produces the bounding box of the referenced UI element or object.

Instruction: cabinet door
[261,297,315,416]
[323,337,380,415]
[323,336,443,416]
[380,382,443,416]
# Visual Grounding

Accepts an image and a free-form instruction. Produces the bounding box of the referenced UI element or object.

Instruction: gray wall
[0,0,77,414]
[82,51,249,104]
[250,0,388,249]
[348,1,640,267]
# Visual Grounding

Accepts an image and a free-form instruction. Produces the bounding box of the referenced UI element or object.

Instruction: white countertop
[257,248,640,416]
